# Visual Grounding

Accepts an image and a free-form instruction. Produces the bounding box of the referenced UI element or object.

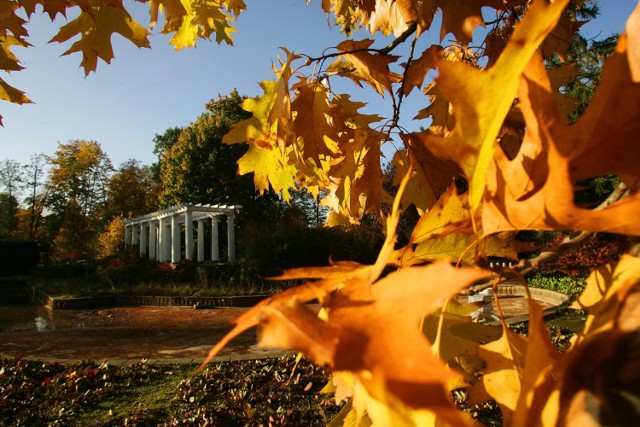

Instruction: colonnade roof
[122,203,240,226]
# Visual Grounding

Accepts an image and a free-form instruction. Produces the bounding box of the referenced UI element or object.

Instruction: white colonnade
[122,203,239,262]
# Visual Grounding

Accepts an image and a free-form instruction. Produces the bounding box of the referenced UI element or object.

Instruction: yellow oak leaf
[408,183,474,245]
[483,21,640,236]
[1,35,27,72]
[49,0,150,75]
[291,80,338,163]
[326,38,402,95]
[366,0,411,37]
[424,0,570,211]
[475,324,527,425]
[423,311,501,367]
[513,299,560,426]
[223,51,299,198]
[0,77,31,105]
[192,1,237,45]
[323,130,382,221]
[148,0,187,33]
[413,83,454,136]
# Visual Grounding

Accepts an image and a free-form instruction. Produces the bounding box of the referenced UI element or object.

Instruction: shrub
[0,239,40,276]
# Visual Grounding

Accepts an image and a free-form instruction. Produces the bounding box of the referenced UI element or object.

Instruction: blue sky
[0,0,637,168]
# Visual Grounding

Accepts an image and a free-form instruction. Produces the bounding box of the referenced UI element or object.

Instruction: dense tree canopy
[46,140,113,261]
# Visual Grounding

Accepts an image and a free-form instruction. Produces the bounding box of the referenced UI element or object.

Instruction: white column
[165,222,172,261]
[211,216,219,261]
[158,218,167,262]
[148,221,157,260]
[124,225,131,248]
[227,213,235,261]
[197,220,205,262]
[139,222,147,256]
[171,214,180,263]
[185,210,193,261]
[131,224,139,245]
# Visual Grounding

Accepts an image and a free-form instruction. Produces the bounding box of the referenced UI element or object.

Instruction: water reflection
[0,305,85,332]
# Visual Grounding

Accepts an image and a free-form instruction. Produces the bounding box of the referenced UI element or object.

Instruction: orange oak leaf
[540,14,585,61]
[401,44,441,96]
[438,0,504,45]
[400,131,462,206]
[205,261,490,424]
[326,38,402,95]
[424,0,570,211]
[483,16,640,236]
[531,255,640,425]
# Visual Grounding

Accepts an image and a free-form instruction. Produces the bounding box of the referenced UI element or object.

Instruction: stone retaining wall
[31,288,269,310]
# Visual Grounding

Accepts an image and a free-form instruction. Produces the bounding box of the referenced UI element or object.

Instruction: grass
[0,356,343,426]
[16,258,301,299]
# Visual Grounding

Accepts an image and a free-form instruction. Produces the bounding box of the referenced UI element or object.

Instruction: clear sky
[0,0,637,168]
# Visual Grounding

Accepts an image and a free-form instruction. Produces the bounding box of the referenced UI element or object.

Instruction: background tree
[22,153,49,241]
[155,90,284,222]
[0,159,23,235]
[105,159,159,220]
[0,193,19,238]
[46,140,113,261]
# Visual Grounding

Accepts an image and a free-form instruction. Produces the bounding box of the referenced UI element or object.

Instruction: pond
[0,305,88,332]
[0,305,276,362]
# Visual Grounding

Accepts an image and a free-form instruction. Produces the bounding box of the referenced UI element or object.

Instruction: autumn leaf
[531,255,640,425]
[424,0,570,211]
[483,16,640,236]
[326,39,402,95]
[475,324,527,425]
[437,0,505,45]
[223,50,299,198]
[541,13,585,61]
[49,0,150,75]
[205,261,489,425]
[512,298,560,426]
[148,0,187,34]
[1,35,27,72]
[401,45,441,96]
[291,80,338,163]
[0,77,31,105]
[366,0,413,37]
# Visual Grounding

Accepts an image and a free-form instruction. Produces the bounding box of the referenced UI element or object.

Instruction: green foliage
[0,239,39,275]
[0,193,19,238]
[526,271,586,296]
[239,219,384,277]
[105,159,159,221]
[46,140,114,262]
